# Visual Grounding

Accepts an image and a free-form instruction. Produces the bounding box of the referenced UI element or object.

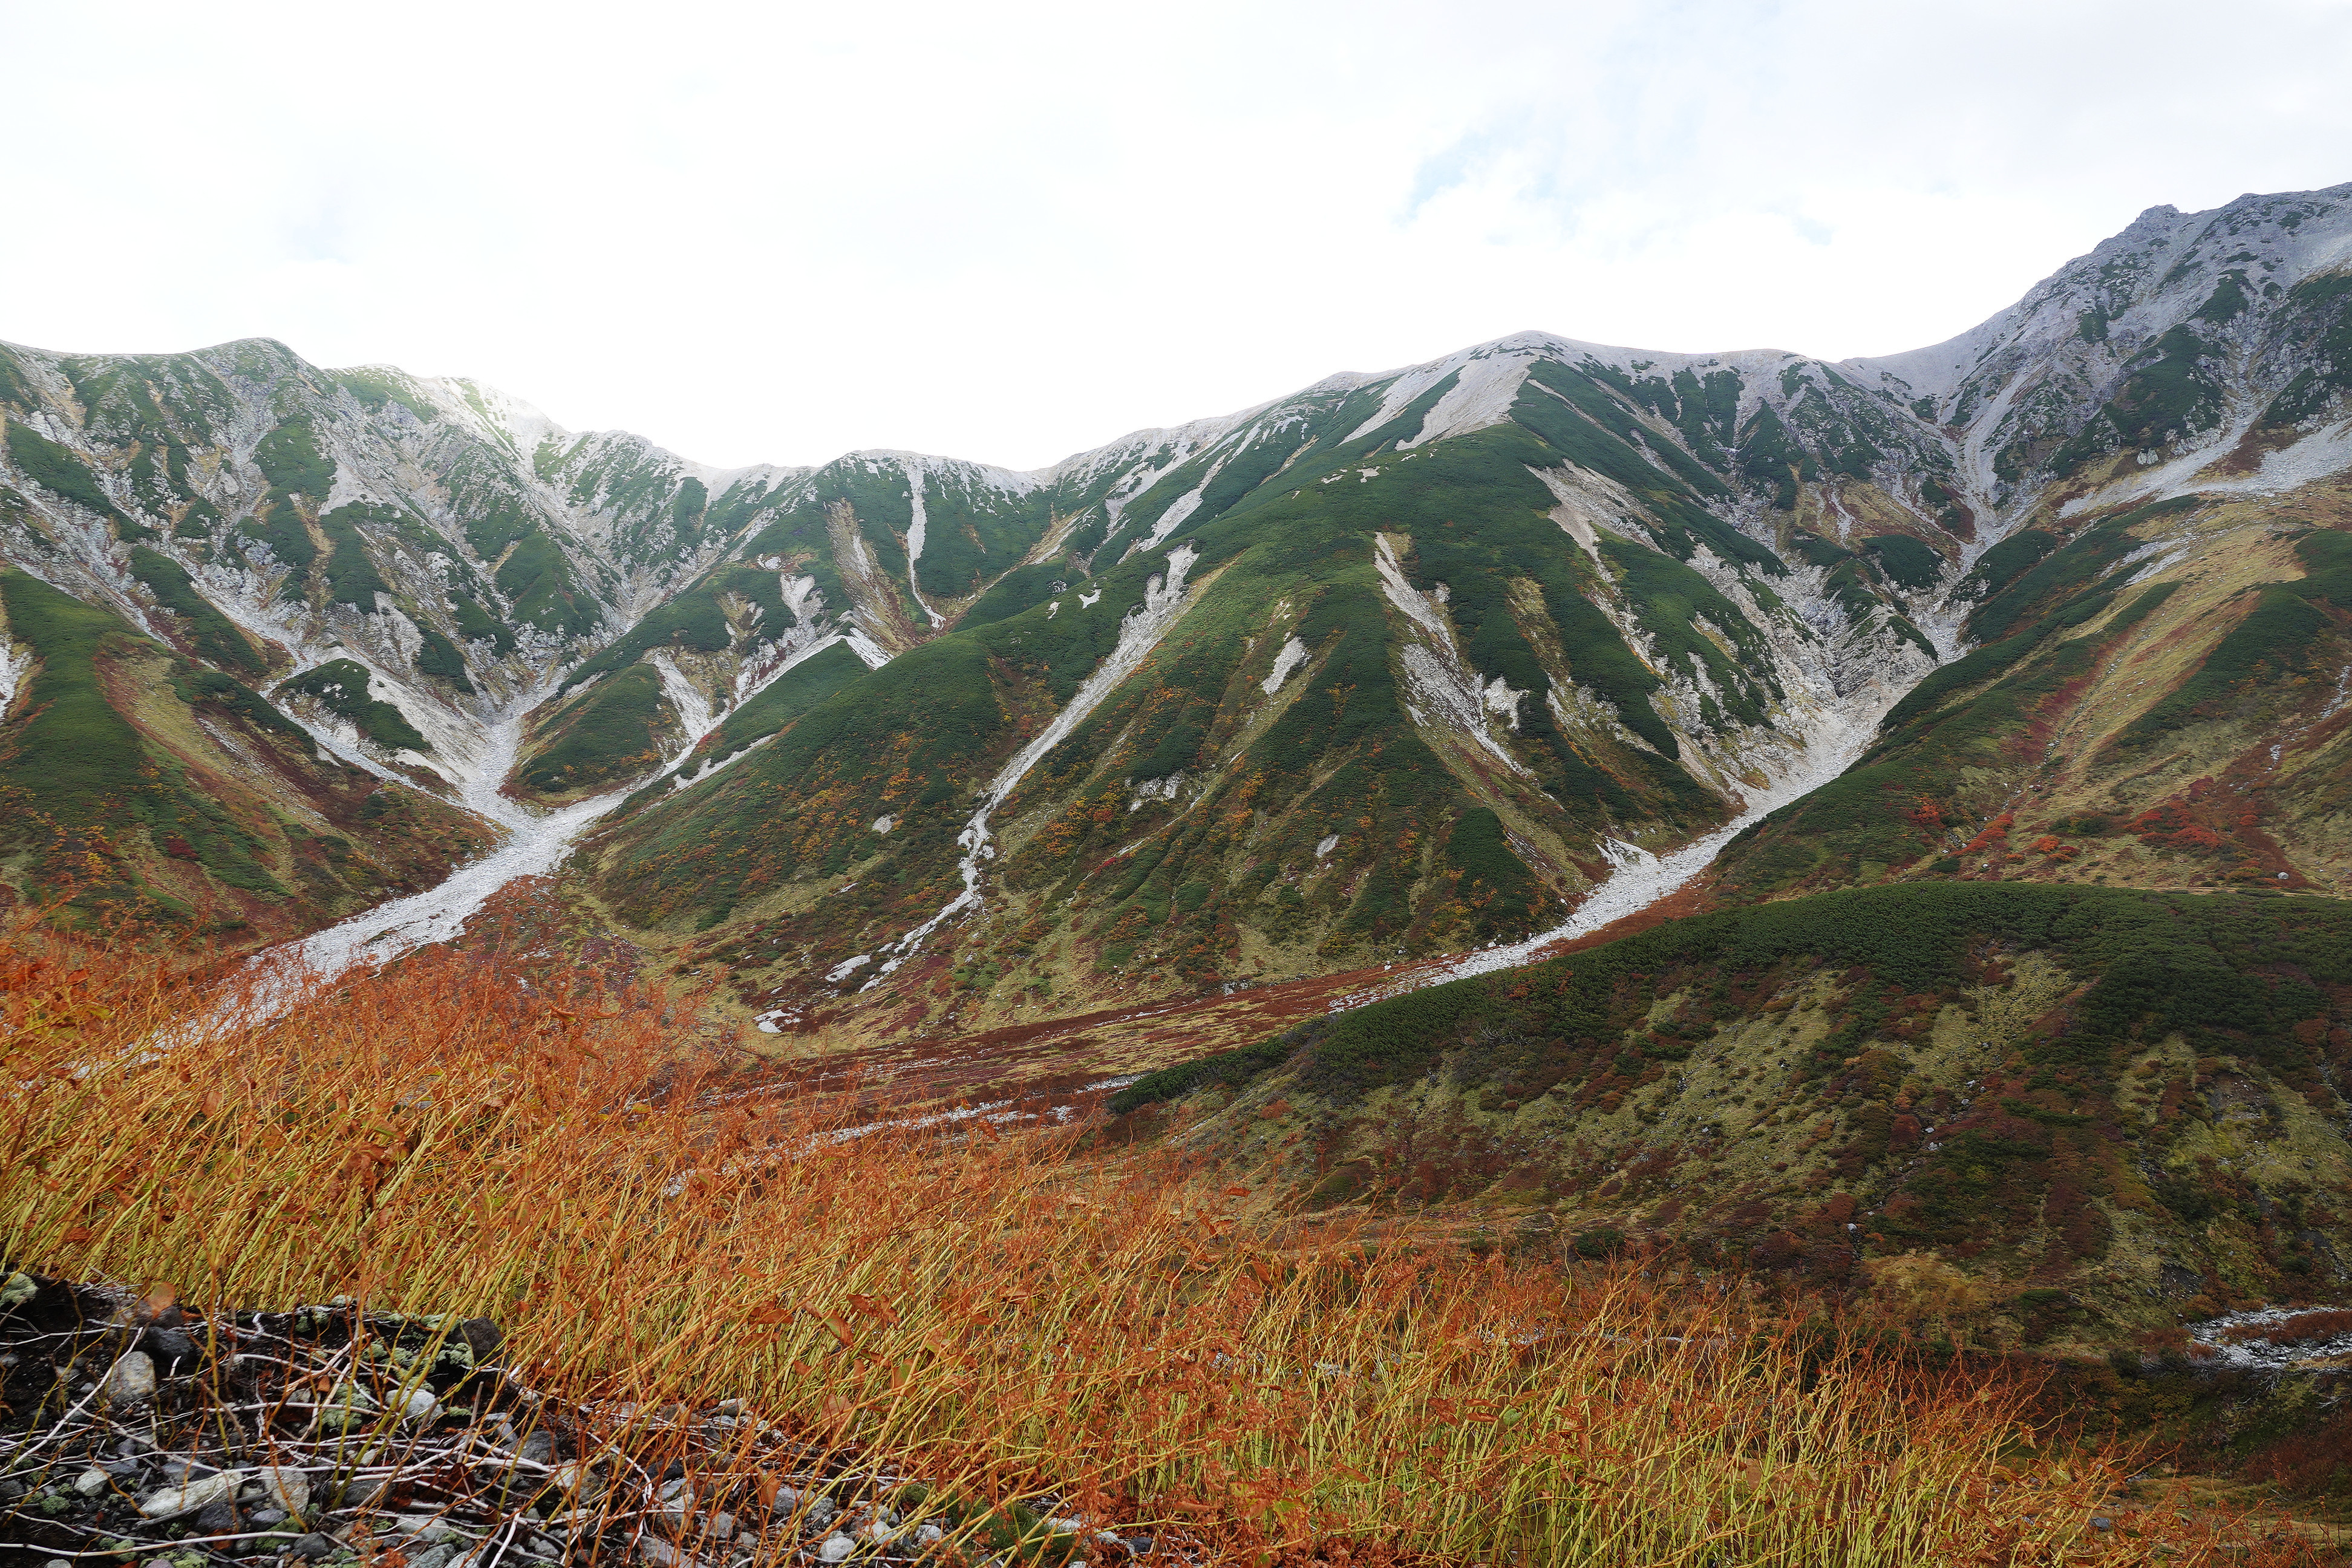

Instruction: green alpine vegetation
[1122,880,2352,1346]
[276,659,431,754]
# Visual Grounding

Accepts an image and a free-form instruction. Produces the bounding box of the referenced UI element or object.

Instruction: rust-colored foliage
[0,916,2320,1565]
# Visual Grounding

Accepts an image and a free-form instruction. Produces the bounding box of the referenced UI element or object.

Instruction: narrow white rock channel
[226,671,744,1027]
[1326,654,1916,1012]
[808,545,1201,1010]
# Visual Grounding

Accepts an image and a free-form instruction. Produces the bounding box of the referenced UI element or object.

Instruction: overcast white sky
[4,0,2348,471]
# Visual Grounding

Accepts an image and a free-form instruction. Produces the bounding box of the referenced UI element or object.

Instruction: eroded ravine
[783,543,1205,1018]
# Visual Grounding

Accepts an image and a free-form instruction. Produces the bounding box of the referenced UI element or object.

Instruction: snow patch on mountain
[1375,532,1530,777]
[1139,485,1206,552]
[901,462,945,626]
[647,650,712,750]
[1400,351,1534,449]
[0,633,26,716]
[1261,635,1308,696]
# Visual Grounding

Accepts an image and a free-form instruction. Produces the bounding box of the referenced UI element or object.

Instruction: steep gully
[218,627,864,1024]
[237,544,1964,1036]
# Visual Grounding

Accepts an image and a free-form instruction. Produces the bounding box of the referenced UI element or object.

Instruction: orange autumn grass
[0,918,2310,1566]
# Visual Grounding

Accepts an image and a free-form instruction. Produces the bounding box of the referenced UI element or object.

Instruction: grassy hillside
[1120,881,2352,1352]
[0,571,480,936]
[0,916,2316,1566]
[1715,495,2352,903]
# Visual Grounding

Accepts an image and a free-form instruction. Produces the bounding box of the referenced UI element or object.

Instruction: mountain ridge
[1,181,2348,1006]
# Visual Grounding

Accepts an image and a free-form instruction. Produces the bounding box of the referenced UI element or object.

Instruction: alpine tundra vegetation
[7,184,2352,1560]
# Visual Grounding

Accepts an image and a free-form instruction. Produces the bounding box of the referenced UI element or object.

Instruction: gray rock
[397,1388,438,1423]
[74,1469,110,1497]
[148,1329,197,1365]
[255,1466,310,1515]
[250,1510,289,1527]
[817,1536,855,1564]
[515,1431,554,1465]
[194,1498,240,1534]
[102,1351,158,1403]
[636,1539,707,1568]
[409,1547,459,1568]
[549,1462,603,1503]
[289,1534,338,1561]
[139,1470,243,1519]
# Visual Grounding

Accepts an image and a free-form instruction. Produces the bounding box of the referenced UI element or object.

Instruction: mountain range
[5,183,2352,1341]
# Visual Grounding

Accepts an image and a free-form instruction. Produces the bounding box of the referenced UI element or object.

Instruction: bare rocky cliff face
[2,182,2350,991]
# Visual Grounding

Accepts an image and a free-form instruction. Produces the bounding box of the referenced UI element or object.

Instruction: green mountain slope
[0,569,484,935]
[1117,881,2352,1350]
[589,340,1955,1030]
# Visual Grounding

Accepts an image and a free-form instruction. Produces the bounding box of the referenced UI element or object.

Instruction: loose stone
[139,1470,242,1519]
[102,1351,158,1403]
[256,1465,310,1515]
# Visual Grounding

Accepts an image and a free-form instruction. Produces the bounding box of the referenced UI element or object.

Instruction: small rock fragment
[456,1318,504,1362]
[287,1532,337,1561]
[550,1462,604,1501]
[139,1470,243,1520]
[74,1469,109,1497]
[194,1498,240,1535]
[398,1388,439,1423]
[817,1536,855,1564]
[256,1465,310,1515]
[102,1351,158,1403]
